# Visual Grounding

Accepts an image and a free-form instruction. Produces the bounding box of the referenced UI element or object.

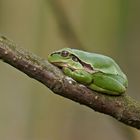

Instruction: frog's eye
[61,51,69,57]
[72,56,79,62]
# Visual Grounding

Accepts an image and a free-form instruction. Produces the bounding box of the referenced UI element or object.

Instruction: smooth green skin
[48,48,128,95]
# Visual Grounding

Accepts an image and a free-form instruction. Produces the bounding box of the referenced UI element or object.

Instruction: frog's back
[69,48,125,77]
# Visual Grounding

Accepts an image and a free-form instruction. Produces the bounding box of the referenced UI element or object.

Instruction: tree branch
[0,36,140,129]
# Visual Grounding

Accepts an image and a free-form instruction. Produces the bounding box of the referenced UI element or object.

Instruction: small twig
[47,0,84,49]
[0,36,140,129]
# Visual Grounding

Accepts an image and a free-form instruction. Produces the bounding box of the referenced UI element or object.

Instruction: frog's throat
[51,62,66,69]
[51,62,80,71]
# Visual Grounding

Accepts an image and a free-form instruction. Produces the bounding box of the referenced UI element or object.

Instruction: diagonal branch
[0,36,140,129]
[46,0,84,49]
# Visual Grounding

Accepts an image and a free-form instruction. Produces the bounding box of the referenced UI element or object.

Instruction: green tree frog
[48,48,128,95]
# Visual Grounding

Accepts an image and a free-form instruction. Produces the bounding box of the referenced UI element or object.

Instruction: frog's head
[48,48,84,71]
[48,48,93,72]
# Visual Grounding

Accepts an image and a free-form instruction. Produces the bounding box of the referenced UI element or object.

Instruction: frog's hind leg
[89,73,126,95]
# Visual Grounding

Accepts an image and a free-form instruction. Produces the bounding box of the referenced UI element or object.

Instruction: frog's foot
[88,84,123,95]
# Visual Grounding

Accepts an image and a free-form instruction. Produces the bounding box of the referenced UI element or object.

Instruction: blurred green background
[0,0,140,140]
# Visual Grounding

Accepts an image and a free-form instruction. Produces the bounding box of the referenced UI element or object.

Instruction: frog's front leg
[63,67,92,84]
